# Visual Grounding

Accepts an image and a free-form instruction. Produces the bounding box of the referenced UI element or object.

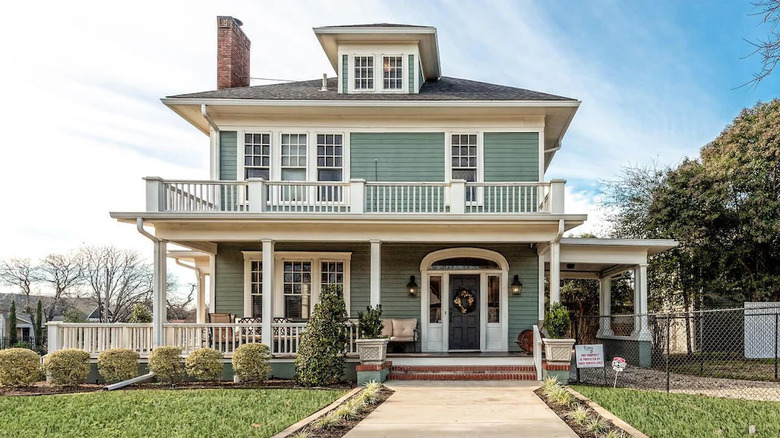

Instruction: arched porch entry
[420,248,509,352]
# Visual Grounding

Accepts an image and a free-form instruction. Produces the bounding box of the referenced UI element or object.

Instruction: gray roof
[317,23,431,28]
[167,76,576,102]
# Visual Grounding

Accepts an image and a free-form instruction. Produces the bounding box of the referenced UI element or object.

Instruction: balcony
[144,177,566,215]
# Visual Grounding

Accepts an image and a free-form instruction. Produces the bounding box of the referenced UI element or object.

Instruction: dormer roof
[313,23,441,81]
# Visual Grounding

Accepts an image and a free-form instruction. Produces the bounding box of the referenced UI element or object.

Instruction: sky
[0,0,778,294]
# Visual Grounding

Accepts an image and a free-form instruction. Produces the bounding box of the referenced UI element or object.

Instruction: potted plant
[542,302,575,363]
[355,305,389,365]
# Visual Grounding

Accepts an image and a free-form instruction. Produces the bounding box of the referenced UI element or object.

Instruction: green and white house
[47,18,675,379]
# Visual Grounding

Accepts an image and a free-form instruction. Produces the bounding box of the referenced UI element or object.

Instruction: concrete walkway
[344,381,577,438]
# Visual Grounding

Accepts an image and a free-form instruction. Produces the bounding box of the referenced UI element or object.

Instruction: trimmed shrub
[544,302,571,339]
[232,343,271,383]
[295,285,348,387]
[185,348,223,381]
[149,346,184,384]
[44,349,90,386]
[0,348,41,387]
[97,349,139,383]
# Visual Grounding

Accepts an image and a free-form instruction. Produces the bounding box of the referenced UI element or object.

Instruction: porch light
[511,275,523,295]
[407,275,418,296]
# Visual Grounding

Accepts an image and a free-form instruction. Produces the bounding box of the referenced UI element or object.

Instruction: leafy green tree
[8,301,18,346]
[128,304,152,323]
[294,285,348,387]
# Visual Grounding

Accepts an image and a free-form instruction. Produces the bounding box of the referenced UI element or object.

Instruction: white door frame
[420,248,509,352]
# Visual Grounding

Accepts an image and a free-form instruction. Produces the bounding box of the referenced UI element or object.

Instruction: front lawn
[573,385,780,437]
[0,388,346,438]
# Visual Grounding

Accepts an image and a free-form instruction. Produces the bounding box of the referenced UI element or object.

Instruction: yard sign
[575,344,605,368]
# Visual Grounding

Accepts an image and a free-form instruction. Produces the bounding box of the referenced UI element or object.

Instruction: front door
[449,274,480,350]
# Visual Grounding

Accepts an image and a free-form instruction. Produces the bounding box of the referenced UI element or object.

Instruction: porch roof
[543,238,677,279]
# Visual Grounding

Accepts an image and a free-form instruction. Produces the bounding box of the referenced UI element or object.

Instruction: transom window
[382,56,403,89]
[452,134,478,201]
[250,261,262,317]
[283,261,312,320]
[354,56,374,89]
[244,133,270,180]
[430,257,500,270]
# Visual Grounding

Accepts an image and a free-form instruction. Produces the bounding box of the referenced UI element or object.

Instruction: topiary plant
[294,285,348,387]
[185,348,224,381]
[44,349,90,386]
[0,348,41,387]
[149,346,184,384]
[97,349,139,383]
[357,305,384,339]
[544,302,572,339]
[232,343,271,383]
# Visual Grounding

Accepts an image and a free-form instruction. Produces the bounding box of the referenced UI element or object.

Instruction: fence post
[574,315,580,383]
[666,314,671,393]
[144,177,163,212]
[775,312,778,381]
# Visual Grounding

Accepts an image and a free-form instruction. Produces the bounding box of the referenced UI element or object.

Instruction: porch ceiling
[542,238,677,279]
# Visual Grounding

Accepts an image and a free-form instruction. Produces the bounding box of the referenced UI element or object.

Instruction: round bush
[98,349,139,383]
[0,348,41,387]
[232,344,271,383]
[149,346,184,384]
[185,348,223,382]
[44,349,90,387]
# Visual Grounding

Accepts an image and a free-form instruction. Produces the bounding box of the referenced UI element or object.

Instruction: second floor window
[281,134,307,181]
[383,56,403,89]
[452,134,478,202]
[244,133,270,180]
[354,56,374,89]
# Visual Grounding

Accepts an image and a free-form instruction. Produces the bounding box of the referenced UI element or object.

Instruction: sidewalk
[344,381,577,438]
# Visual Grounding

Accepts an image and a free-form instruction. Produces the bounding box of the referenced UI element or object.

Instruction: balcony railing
[145,177,566,215]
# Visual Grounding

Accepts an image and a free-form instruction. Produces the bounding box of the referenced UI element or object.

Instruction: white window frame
[353,55,375,91]
[381,55,404,91]
[445,132,484,206]
[242,251,352,318]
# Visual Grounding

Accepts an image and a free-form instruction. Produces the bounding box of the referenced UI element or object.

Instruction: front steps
[387,365,538,381]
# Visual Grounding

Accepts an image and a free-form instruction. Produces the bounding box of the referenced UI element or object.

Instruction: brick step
[388,372,538,381]
[390,365,536,373]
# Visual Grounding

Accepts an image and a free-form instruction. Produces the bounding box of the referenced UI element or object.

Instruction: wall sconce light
[511,275,523,295]
[407,275,418,296]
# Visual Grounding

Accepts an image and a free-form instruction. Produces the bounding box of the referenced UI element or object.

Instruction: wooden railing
[47,321,360,358]
[145,177,566,215]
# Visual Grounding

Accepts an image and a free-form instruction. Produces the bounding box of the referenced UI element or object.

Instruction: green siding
[219,131,237,180]
[350,132,445,182]
[483,132,539,182]
[408,54,414,93]
[213,242,538,352]
[342,55,348,93]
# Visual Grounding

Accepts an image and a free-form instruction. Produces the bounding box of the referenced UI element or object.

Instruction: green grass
[573,385,780,437]
[0,388,346,438]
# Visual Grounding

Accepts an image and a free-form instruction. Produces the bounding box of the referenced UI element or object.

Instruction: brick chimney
[217,16,250,89]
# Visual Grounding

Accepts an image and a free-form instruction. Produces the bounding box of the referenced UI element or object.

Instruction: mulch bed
[292,386,394,438]
[535,387,627,438]
[0,380,355,397]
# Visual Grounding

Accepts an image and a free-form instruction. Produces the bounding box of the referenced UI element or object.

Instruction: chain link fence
[572,305,780,401]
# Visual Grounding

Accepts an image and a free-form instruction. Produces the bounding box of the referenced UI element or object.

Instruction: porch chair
[207,313,235,348]
[236,317,263,344]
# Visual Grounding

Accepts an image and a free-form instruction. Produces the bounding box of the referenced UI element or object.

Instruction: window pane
[354,56,374,89]
[429,276,442,323]
[488,275,499,323]
[284,262,311,320]
[382,56,403,89]
[282,168,306,181]
[244,132,271,181]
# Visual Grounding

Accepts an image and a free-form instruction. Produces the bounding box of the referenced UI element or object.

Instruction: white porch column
[538,253,545,323]
[597,277,614,337]
[152,239,168,348]
[261,239,274,349]
[196,272,207,324]
[631,264,651,340]
[549,241,561,304]
[370,240,382,307]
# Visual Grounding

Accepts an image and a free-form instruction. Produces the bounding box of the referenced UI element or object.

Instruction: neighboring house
[47,18,675,376]
[0,313,34,346]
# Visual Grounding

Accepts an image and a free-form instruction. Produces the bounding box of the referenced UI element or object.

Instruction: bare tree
[167,284,196,322]
[748,0,780,86]
[34,252,83,322]
[0,258,37,321]
[79,246,153,322]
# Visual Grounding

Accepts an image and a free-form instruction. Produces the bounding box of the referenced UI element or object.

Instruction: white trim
[162,98,582,109]
[370,240,381,307]
[419,248,509,353]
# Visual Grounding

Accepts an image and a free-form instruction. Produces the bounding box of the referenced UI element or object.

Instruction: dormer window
[354,56,374,89]
[382,56,403,89]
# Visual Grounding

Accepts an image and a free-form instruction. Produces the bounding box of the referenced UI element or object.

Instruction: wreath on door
[453,288,476,314]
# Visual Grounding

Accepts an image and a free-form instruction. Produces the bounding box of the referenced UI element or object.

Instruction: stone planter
[355,338,389,365]
[543,338,575,363]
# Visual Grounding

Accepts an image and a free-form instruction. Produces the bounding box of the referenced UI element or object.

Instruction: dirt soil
[293,387,394,438]
[535,387,628,438]
[0,380,355,397]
